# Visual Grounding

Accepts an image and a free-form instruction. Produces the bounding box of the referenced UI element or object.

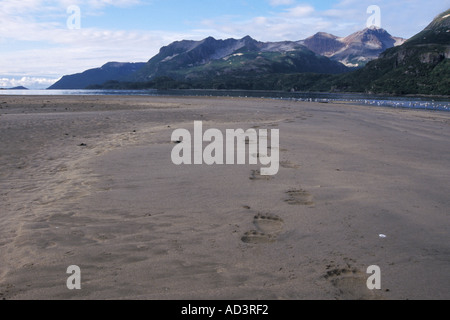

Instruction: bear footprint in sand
[241,230,276,244]
[253,213,284,234]
[280,161,301,169]
[241,213,284,244]
[324,263,382,300]
[284,189,314,206]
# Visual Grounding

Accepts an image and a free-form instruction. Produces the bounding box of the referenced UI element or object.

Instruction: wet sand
[0,95,449,300]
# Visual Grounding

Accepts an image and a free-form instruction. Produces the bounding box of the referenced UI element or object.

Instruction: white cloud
[0,76,59,89]
[268,0,295,6]
[200,0,450,40]
[197,4,327,41]
[323,0,450,36]
[85,0,142,8]
[283,5,315,17]
[48,0,143,10]
[0,0,191,81]
[0,0,43,14]
[0,27,192,75]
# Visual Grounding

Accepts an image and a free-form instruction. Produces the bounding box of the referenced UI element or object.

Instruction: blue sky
[1,0,449,89]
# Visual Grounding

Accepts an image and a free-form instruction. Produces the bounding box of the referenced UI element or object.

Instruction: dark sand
[0,95,449,300]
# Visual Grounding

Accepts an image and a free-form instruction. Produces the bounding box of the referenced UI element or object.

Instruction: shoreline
[1,90,449,110]
[1,95,449,299]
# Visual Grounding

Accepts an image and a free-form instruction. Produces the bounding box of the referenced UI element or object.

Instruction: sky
[1,0,449,89]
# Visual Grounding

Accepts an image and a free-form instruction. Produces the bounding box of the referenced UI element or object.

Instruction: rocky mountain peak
[301,27,405,67]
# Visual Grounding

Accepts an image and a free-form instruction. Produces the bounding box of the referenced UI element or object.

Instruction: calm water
[1,89,449,112]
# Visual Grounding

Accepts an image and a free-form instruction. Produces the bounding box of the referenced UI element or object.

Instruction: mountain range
[49,27,403,90]
[129,35,350,83]
[48,9,449,96]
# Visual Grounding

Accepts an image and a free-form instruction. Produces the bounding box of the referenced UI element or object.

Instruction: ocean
[0,89,449,111]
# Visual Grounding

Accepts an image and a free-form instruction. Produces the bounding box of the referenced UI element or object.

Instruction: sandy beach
[0,95,449,300]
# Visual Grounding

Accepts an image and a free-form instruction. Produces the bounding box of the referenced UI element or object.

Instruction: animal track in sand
[241,213,284,244]
[280,160,301,169]
[241,231,276,244]
[324,261,382,300]
[253,213,284,234]
[284,189,314,206]
[249,169,273,181]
